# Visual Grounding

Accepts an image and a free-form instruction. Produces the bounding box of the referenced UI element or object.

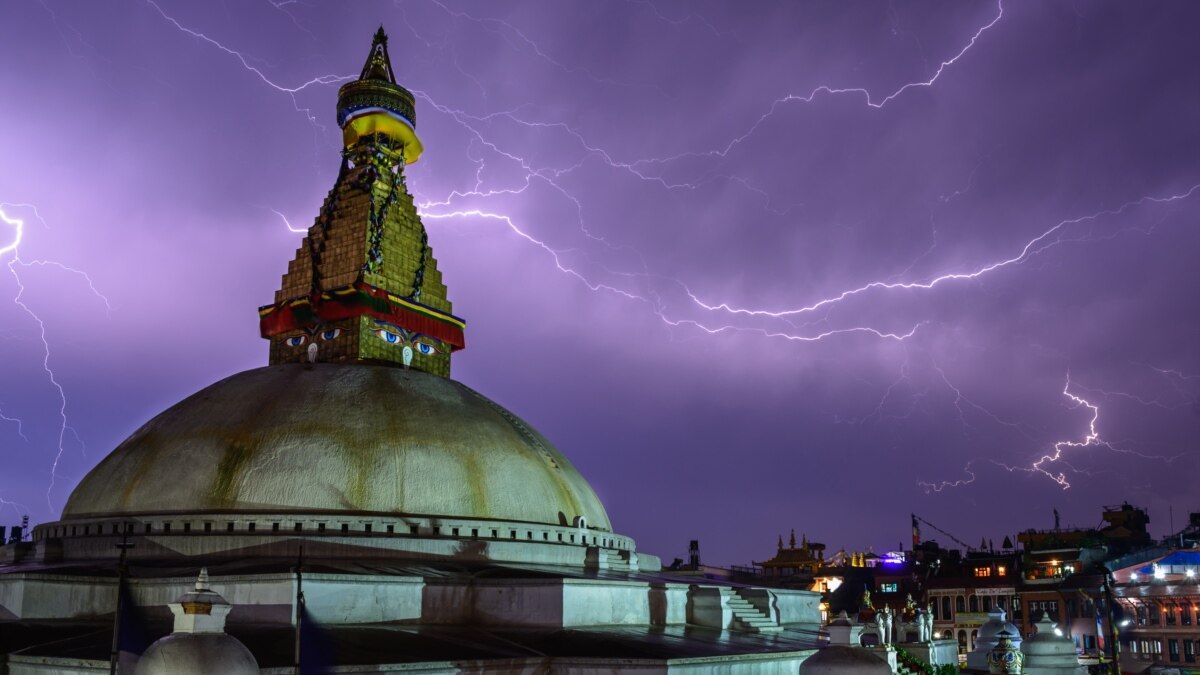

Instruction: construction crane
[912,513,974,552]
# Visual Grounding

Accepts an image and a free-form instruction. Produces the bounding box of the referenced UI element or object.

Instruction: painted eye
[415,341,437,356]
[320,328,341,341]
[375,329,402,344]
[284,335,307,347]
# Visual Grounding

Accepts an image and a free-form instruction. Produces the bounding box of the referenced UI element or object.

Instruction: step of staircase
[727,590,782,633]
[601,549,630,571]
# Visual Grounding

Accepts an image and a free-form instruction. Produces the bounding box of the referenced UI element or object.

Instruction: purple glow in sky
[2,1,1198,565]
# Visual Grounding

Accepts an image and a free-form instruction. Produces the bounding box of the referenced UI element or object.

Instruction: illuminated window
[998,565,1007,576]
[975,567,992,577]
[880,583,898,593]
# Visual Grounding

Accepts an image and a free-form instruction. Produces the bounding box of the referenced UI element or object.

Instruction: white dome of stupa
[1022,616,1085,675]
[799,646,891,675]
[967,607,1023,670]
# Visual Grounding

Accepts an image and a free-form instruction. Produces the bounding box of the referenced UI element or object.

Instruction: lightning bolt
[627,0,1006,169]
[684,184,1200,320]
[1071,382,1190,412]
[1028,375,1102,489]
[933,359,1035,441]
[0,495,29,520]
[922,368,1193,494]
[0,407,27,443]
[142,0,353,133]
[270,208,308,234]
[1,203,110,509]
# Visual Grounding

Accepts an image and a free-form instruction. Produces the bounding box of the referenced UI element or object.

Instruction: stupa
[50,26,616,566]
[0,28,821,673]
[967,607,1024,671]
[1022,617,1086,675]
[134,569,259,675]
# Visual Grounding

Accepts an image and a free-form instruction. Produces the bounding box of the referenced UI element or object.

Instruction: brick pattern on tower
[259,27,462,378]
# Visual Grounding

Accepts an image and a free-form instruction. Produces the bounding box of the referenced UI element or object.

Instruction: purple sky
[2,1,1198,566]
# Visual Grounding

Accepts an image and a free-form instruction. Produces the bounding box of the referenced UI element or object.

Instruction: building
[1014,504,1153,664]
[926,548,1022,654]
[0,28,823,674]
[755,531,827,586]
[1112,549,1200,673]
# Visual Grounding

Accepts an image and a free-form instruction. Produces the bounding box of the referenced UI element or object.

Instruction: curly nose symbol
[402,345,413,368]
[307,342,318,363]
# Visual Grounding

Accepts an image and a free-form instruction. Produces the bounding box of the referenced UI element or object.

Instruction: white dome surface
[1023,617,1085,675]
[63,364,612,530]
[799,646,891,675]
[967,608,1023,670]
[134,633,258,675]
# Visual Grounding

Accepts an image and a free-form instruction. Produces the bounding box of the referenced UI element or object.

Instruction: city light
[1187,569,1195,578]
[1154,566,1166,580]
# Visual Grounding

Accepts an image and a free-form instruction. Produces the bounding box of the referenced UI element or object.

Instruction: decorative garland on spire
[307,154,351,295]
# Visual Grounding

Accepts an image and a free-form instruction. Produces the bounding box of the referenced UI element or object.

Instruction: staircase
[585,546,635,573]
[601,548,631,572]
[727,590,782,633]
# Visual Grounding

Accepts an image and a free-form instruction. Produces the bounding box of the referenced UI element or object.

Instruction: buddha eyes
[285,329,340,346]
[376,329,402,344]
[372,326,439,357]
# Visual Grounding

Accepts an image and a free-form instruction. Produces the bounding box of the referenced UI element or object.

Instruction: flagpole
[109,522,134,675]
[294,545,304,675]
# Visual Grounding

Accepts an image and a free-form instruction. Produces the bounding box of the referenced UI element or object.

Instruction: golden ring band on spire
[342,110,423,164]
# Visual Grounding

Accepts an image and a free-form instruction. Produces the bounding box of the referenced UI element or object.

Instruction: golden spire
[336,26,422,164]
[259,28,462,376]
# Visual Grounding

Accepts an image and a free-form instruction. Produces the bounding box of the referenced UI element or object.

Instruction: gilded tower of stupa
[258,28,464,377]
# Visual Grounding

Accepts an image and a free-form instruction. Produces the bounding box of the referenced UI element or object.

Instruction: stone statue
[881,605,894,645]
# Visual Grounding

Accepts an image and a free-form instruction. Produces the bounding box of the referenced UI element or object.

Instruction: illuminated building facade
[1112,550,1200,673]
[926,549,1021,654]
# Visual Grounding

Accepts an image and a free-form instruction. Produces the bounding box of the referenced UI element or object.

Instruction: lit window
[975,567,992,577]
[998,565,1007,575]
[880,583,898,593]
